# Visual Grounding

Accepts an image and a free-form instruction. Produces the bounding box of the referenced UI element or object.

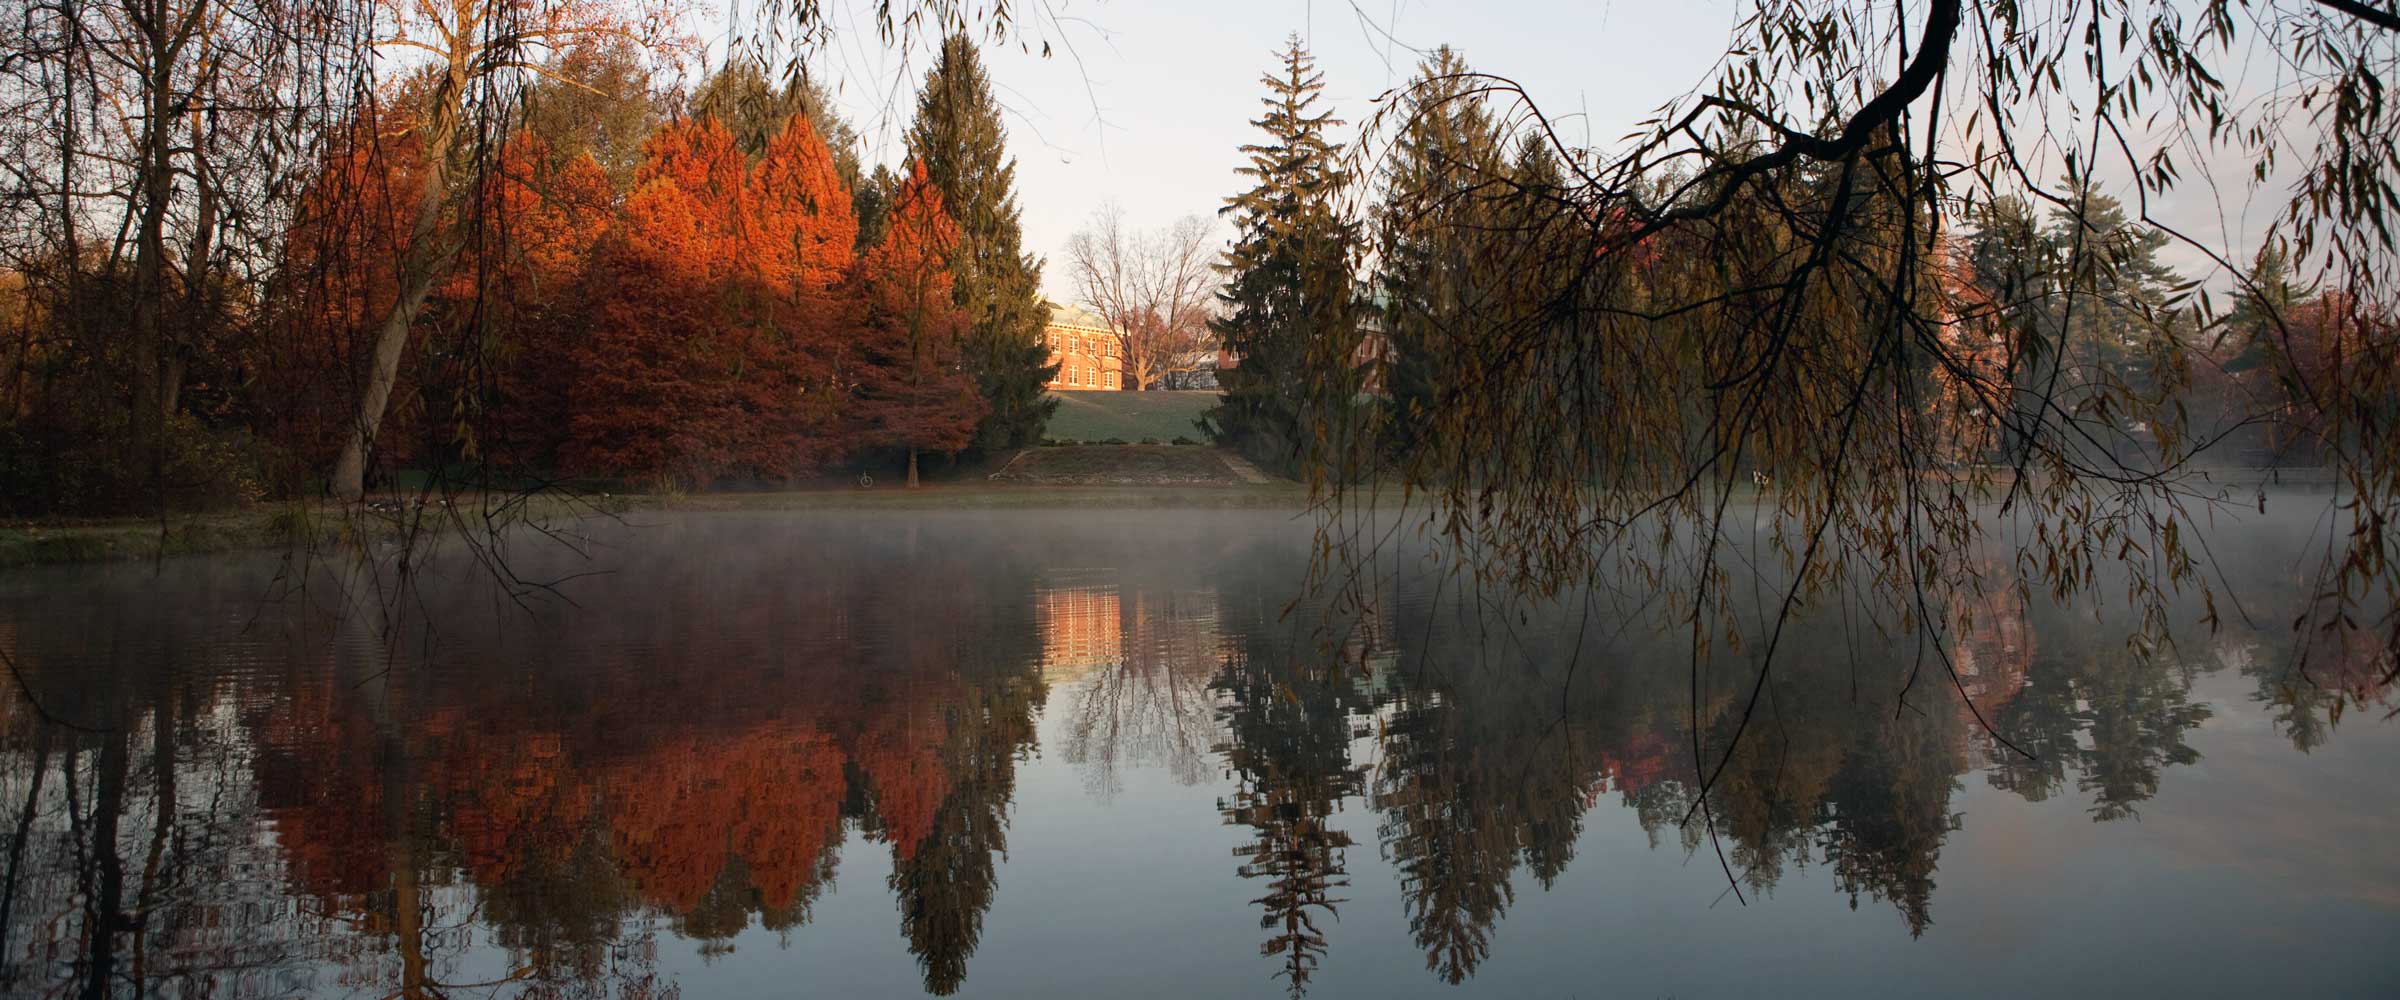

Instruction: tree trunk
[79,736,126,1000]
[907,447,920,488]
[128,25,178,500]
[165,132,219,419]
[330,71,465,501]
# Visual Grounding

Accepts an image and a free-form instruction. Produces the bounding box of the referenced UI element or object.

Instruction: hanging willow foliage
[1310,0,2400,820]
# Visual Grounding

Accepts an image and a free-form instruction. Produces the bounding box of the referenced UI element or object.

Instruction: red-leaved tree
[443,132,615,473]
[566,113,865,487]
[564,116,747,486]
[849,162,985,488]
[717,114,857,478]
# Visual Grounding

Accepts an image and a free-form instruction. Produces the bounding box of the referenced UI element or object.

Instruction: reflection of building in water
[1034,573,1125,684]
[1034,571,1233,686]
[1043,572,1232,794]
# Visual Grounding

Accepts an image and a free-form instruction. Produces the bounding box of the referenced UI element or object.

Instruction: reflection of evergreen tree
[889,671,1044,995]
[1816,717,1960,937]
[1368,623,1605,983]
[2077,657,2209,821]
[1374,696,1517,983]
[1213,638,1367,997]
[1983,612,2210,820]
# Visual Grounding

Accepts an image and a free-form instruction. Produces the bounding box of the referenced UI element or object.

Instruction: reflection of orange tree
[598,725,847,917]
[248,662,1033,991]
[853,679,958,859]
[240,570,1045,996]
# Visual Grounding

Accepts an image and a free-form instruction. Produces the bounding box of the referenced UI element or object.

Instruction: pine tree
[854,163,900,254]
[1203,35,1364,476]
[1375,45,1505,459]
[904,34,1058,453]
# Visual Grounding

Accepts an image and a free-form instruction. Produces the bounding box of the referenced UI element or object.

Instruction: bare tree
[1064,202,1218,390]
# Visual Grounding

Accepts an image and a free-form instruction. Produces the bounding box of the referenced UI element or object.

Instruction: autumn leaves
[295,110,983,491]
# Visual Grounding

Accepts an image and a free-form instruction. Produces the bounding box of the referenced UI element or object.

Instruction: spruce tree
[1374,45,1504,459]
[1203,35,1363,476]
[854,163,899,254]
[904,34,1058,453]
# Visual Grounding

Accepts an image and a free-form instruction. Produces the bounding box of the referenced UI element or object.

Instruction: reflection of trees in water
[2221,602,2395,754]
[0,518,2383,998]
[889,670,1045,996]
[1334,549,2325,983]
[1983,640,2209,821]
[1211,577,1372,998]
[0,517,1054,998]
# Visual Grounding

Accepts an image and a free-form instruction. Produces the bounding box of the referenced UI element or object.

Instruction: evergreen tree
[2043,186,2182,385]
[904,34,1058,453]
[2225,241,2304,375]
[1374,45,1505,459]
[854,163,900,254]
[1966,195,2053,462]
[1203,35,1364,476]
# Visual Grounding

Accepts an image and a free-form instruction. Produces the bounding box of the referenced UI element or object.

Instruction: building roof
[1042,299,1113,331]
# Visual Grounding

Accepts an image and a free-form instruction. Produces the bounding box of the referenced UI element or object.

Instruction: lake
[1,507,2394,997]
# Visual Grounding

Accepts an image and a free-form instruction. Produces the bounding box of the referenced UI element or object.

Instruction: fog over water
[0,501,2392,997]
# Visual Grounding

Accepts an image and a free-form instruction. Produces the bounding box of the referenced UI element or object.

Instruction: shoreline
[0,481,1313,570]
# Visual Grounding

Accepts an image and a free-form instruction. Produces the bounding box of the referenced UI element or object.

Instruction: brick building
[1042,301,1123,391]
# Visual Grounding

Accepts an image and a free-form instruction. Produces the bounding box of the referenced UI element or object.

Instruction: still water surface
[1,509,2394,997]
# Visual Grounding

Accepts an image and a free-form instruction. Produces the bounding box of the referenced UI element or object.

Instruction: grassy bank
[0,480,1310,569]
[0,510,323,569]
[647,480,1304,512]
[1043,390,1215,443]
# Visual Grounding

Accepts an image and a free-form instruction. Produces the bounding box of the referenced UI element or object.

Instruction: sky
[716,1,2291,304]
[751,0,1740,302]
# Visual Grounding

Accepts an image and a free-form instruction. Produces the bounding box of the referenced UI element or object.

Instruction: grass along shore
[0,472,1306,569]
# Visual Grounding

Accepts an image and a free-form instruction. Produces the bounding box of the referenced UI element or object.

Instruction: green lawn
[1043,390,1216,443]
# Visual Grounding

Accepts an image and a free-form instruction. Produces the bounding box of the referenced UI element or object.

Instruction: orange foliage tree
[327,0,689,499]
[720,114,857,476]
[563,119,741,485]
[565,114,858,486]
[466,135,616,472]
[849,163,986,487]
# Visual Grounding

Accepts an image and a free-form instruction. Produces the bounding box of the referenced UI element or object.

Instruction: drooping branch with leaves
[1320,0,2400,837]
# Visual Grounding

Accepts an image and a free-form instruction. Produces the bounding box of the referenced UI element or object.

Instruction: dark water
[0,508,2394,998]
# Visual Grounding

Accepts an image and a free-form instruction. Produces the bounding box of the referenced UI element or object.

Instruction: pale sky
[712,1,2290,304]
[743,0,1739,302]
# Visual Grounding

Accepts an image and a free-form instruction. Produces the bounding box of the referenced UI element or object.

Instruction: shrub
[0,413,266,517]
